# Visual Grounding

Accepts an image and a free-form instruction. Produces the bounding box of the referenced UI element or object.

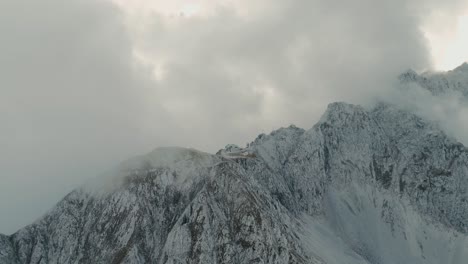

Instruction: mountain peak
[399,69,419,82]
[119,147,214,172]
[398,63,468,98]
[453,62,468,73]
[319,102,367,125]
[83,146,217,194]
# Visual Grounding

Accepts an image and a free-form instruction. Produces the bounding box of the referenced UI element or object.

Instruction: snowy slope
[1,65,468,263]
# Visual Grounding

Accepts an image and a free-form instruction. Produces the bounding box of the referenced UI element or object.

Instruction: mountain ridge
[1,65,468,263]
[400,63,468,98]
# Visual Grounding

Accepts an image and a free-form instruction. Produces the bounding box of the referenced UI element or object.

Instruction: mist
[384,69,468,146]
[0,0,467,234]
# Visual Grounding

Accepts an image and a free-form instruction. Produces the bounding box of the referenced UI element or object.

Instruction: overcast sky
[1,0,468,234]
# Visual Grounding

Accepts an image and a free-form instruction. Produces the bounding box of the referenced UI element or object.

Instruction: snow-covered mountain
[400,62,468,98]
[1,65,468,263]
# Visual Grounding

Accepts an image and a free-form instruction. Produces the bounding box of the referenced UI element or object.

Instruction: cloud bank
[0,0,467,234]
[0,0,174,234]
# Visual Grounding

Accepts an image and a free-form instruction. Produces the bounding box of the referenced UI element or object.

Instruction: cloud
[130,0,466,148]
[0,0,176,234]
[0,0,467,234]
[385,71,468,146]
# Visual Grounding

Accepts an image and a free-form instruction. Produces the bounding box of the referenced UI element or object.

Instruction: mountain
[400,63,468,98]
[1,65,468,263]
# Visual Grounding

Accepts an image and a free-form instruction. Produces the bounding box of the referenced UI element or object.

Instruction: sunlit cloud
[425,12,468,70]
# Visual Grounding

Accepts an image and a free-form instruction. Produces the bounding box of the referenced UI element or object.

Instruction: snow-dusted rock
[0,234,16,264]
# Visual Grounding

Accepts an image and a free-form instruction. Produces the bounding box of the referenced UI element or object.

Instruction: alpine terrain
[1,64,468,263]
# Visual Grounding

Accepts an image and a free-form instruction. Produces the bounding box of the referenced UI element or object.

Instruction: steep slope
[231,101,468,263]
[3,148,321,264]
[1,66,468,263]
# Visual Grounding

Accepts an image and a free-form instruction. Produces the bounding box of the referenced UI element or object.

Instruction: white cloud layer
[0,0,467,234]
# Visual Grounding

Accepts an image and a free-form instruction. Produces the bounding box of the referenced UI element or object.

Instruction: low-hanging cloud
[0,0,467,234]
[384,70,468,146]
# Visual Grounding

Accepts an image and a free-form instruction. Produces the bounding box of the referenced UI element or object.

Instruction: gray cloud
[0,0,467,234]
[0,0,176,234]
[135,0,465,148]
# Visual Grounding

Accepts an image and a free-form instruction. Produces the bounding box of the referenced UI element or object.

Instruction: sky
[0,0,468,234]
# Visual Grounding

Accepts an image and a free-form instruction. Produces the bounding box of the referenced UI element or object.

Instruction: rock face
[1,67,468,263]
